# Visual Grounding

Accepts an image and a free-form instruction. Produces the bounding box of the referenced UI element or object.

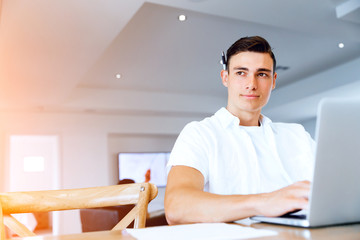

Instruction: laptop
[251,98,360,227]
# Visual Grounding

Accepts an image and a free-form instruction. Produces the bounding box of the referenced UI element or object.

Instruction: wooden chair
[0,183,157,240]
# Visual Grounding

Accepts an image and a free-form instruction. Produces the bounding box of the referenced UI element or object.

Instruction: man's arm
[164,165,310,225]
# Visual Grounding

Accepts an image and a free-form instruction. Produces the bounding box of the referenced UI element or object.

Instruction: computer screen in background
[118,152,170,187]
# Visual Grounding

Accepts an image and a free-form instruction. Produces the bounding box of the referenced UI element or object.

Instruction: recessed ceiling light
[115,73,122,79]
[338,43,345,48]
[178,14,187,21]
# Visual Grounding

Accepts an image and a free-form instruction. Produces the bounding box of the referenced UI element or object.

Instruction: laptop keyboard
[280,212,307,220]
[280,214,307,220]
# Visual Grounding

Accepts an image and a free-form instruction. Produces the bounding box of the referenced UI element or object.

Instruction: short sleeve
[166,121,210,183]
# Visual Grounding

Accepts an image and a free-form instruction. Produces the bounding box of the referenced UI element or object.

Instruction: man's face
[221,51,277,117]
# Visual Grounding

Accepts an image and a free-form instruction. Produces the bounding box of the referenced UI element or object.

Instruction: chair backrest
[0,183,157,239]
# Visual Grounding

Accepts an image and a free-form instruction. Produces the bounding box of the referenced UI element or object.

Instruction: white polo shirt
[167,108,315,195]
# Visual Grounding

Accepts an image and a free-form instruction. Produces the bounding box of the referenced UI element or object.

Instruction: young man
[164,36,315,225]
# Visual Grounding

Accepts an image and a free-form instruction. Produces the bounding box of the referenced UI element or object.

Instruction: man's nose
[246,75,257,90]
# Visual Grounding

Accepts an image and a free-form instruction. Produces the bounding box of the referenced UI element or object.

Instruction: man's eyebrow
[232,67,272,73]
[232,67,249,71]
[257,68,272,72]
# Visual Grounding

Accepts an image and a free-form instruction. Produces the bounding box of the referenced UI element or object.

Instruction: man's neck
[226,107,261,126]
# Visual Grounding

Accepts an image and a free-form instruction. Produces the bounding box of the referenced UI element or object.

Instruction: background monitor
[118,152,170,187]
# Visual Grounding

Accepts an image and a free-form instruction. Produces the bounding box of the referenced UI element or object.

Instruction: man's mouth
[241,94,260,99]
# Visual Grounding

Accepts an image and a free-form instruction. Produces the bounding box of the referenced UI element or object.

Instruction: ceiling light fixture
[338,43,345,48]
[115,73,122,79]
[178,14,187,21]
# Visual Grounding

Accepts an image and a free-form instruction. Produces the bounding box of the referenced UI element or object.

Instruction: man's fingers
[292,187,310,199]
[292,180,311,188]
[292,197,309,210]
[287,181,311,199]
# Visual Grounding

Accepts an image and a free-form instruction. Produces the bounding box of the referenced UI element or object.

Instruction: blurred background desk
[9,222,360,240]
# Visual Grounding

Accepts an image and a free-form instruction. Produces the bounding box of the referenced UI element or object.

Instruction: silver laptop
[251,98,360,227]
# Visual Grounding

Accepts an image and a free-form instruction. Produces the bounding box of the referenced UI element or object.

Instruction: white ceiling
[0,0,359,122]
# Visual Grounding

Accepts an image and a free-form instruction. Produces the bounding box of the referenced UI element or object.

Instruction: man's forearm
[165,187,262,224]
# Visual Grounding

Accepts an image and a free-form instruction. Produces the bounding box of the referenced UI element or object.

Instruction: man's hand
[257,180,311,217]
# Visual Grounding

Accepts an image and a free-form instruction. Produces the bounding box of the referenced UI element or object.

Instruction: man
[164,36,315,225]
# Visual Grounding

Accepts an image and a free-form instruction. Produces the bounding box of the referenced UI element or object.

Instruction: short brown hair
[225,36,276,73]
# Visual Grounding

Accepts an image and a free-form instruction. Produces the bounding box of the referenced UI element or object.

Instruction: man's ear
[221,70,229,87]
[272,72,277,90]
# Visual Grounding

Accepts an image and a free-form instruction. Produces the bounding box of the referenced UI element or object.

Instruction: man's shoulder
[182,109,225,135]
[184,115,219,131]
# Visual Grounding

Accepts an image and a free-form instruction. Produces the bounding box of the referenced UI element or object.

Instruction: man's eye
[258,73,268,77]
[236,71,245,76]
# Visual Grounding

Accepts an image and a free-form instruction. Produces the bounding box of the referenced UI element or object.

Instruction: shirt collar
[215,107,272,128]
